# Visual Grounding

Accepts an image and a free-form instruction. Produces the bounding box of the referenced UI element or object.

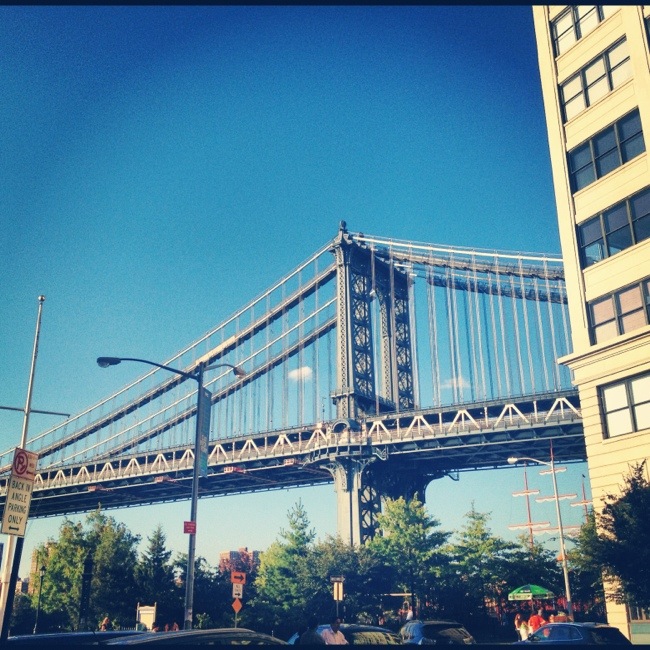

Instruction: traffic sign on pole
[231,571,246,585]
[1,448,38,537]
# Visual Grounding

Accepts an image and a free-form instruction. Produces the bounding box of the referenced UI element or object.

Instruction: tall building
[218,547,260,574]
[533,5,650,639]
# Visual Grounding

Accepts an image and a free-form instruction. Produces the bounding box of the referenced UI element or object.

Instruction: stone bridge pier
[325,453,447,545]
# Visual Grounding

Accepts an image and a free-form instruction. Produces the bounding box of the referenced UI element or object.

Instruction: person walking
[299,618,325,645]
[320,617,348,645]
[527,609,546,633]
[514,613,529,641]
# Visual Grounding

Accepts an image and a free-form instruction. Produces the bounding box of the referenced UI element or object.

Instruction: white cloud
[288,366,313,381]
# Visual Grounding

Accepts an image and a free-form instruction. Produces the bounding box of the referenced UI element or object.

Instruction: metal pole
[0,295,46,642]
[183,364,204,630]
[33,567,45,634]
[97,357,243,631]
[549,453,573,619]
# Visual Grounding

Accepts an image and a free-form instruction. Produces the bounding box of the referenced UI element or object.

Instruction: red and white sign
[1,448,39,537]
[184,521,196,534]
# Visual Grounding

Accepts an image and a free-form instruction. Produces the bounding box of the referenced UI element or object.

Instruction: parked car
[399,619,476,645]
[7,630,145,646]
[513,622,631,645]
[104,628,287,645]
[288,623,400,645]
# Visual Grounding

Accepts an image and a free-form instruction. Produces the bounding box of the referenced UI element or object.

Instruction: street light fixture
[507,454,573,620]
[97,356,246,629]
[33,565,46,634]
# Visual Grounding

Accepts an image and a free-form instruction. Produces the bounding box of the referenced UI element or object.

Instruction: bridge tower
[328,221,417,545]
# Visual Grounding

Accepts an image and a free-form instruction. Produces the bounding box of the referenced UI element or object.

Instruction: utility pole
[0,296,45,641]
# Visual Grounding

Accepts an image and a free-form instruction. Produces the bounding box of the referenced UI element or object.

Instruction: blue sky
[1,6,589,576]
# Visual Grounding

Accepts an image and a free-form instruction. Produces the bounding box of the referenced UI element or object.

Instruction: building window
[560,39,631,122]
[568,109,645,193]
[578,186,650,267]
[552,6,619,56]
[601,371,650,437]
[589,277,650,344]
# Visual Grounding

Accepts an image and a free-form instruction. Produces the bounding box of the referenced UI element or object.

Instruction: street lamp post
[97,356,245,630]
[507,454,573,620]
[33,565,46,634]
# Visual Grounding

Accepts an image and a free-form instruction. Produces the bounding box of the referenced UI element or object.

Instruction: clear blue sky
[1,5,589,576]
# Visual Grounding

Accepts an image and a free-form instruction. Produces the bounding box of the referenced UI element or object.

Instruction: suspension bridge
[0,223,584,544]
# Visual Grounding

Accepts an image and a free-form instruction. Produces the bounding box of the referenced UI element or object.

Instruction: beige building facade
[532,5,650,639]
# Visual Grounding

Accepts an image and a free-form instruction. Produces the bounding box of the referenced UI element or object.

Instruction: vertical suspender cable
[496,261,512,397]
[445,264,457,404]
[544,260,560,390]
[313,258,320,423]
[266,295,272,431]
[427,265,441,407]
[389,245,399,413]
[488,265,503,398]
[408,267,419,409]
[533,275,550,392]
[465,263,479,403]
[509,273,525,395]
[518,258,536,395]
[472,256,488,401]
[450,258,464,402]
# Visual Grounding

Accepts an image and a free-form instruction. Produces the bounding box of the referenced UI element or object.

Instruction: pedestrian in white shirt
[320,617,348,645]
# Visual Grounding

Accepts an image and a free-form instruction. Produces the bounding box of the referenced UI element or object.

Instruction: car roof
[8,630,145,646]
[105,628,286,645]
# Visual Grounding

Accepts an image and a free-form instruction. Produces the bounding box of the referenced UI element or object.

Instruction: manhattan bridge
[0,223,584,544]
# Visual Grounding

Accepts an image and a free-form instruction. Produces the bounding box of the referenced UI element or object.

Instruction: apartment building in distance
[532,5,650,640]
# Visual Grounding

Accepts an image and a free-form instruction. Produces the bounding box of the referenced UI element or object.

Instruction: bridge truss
[1,223,582,543]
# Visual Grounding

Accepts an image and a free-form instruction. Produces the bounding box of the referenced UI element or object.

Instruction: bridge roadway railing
[0,390,584,519]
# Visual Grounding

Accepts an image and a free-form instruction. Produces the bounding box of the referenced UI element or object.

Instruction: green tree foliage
[500,534,563,597]
[444,505,517,619]
[135,525,181,627]
[567,513,606,620]
[578,463,650,607]
[33,510,140,631]
[248,500,315,638]
[368,496,450,615]
[87,510,140,627]
[174,552,233,629]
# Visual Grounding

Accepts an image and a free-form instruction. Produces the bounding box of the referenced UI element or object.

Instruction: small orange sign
[231,571,246,585]
[232,598,242,614]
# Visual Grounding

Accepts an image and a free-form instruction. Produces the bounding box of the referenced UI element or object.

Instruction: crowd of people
[512,607,570,640]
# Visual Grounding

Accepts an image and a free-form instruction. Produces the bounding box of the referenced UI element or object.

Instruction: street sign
[1,448,38,537]
[184,521,196,534]
[232,598,242,614]
[232,583,243,599]
[333,581,344,602]
[231,571,246,585]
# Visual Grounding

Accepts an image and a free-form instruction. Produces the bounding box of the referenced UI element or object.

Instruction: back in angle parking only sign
[1,448,38,537]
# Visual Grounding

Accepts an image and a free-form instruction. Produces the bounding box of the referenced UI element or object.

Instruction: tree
[247,500,316,638]
[33,510,140,631]
[444,505,517,622]
[567,513,606,620]
[368,496,450,617]
[580,463,650,607]
[87,510,140,628]
[135,525,181,627]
